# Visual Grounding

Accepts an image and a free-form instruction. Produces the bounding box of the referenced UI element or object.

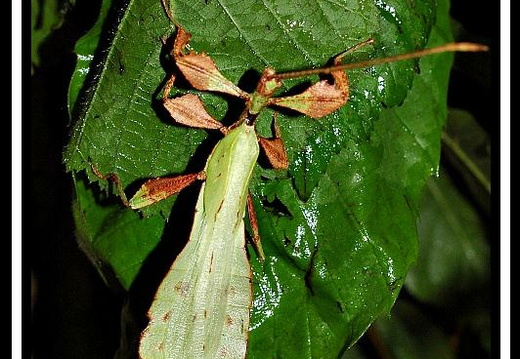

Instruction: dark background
[27,0,499,358]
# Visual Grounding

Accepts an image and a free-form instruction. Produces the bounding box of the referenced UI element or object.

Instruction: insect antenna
[274,42,489,80]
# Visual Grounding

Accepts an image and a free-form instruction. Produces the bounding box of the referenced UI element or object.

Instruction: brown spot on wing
[174,280,190,296]
[241,318,247,334]
[162,311,171,322]
[209,251,214,273]
[218,346,230,357]
[225,314,233,327]
[217,199,224,212]
[225,286,237,296]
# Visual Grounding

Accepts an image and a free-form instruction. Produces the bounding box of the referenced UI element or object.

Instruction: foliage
[31,0,491,358]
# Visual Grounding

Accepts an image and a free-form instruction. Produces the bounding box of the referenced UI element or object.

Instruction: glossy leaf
[31,0,69,69]
[442,108,491,211]
[67,0,111,114]
[405,170,490,306]
[373,300,456,359]
[64,0,457,356]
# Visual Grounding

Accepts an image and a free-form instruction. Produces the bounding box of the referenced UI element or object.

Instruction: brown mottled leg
[247,193,265,261]
[91,164,130,207]
[258,116,288,170]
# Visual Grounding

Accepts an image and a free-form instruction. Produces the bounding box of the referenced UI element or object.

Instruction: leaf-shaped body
[139,122,259,359]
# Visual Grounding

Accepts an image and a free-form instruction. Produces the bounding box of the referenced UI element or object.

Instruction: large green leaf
[64,0,457,357]
[67,0,111,114]
[405,170,490,306]
[31,0,71,69]
[373,300,456,359]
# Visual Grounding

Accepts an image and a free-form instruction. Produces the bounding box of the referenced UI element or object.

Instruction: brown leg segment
[258,116,289,170]
[91,164,206,210]
[162,73,176,102]
[91,164,130,207]
[247,193,265,261]
[129,172,206,209]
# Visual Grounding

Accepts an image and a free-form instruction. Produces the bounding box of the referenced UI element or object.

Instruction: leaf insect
[96,24,487,359]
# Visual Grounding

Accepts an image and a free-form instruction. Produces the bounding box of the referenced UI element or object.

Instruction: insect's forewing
[139,123,259,359]
[138,207,251,358]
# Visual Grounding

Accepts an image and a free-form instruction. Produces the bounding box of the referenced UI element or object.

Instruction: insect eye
[245,112,258,126]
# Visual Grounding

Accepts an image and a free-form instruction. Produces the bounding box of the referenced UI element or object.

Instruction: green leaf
[32,0,72,70]
[405,170,490,306]
[72,172,167,290]
[64,0,459,356]
[372,300,456,359]
[67,0,112,115]
[442,108,491,211]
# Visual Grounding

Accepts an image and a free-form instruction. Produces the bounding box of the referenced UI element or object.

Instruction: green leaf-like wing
[65,0,457,357]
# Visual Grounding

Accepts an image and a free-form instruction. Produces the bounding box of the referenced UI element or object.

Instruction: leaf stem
[441,132,491,193]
